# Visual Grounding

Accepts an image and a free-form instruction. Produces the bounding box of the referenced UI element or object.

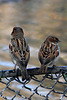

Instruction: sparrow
[9,27,30,81]
[38,35,61,73]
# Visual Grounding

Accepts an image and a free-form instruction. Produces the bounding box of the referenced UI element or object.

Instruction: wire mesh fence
[0,66,67,100]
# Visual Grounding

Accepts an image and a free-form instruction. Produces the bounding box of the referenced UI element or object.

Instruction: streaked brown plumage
[9,27,30,81]
[38,36,61,72]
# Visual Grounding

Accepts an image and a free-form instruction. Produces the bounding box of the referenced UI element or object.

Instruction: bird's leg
[14,65,16,71]
[40,65,47,73]
[14,64,17,71]
[21,67,30,81]
[14,64,19,78]
[40,65,44,73]
[51,65,56,79]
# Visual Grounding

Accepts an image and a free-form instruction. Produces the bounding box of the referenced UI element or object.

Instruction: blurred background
[0,0,67,100]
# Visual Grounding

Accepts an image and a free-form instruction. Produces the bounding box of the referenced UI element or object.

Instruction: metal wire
[0,69,67,100]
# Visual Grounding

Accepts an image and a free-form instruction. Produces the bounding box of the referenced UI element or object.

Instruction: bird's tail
[21,67,29,81]
[40,65,47,73]
[16,60,29,81]
[45,65,47,73]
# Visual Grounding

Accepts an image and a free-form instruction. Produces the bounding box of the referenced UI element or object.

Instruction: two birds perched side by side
[9,27,61,81]
[9,27,30,81]
[38,35,61,72]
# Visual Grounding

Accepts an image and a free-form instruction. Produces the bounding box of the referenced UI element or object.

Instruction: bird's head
[11,27,24,39]
[46,35,61,44]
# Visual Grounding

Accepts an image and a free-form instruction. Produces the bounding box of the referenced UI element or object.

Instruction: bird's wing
[9,38,30,67]
[44,50,59,65]
[39,42,59,65]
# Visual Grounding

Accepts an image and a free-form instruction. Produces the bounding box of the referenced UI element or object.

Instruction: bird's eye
[14,28,16,31]
[20,28,23,32]
[56,38,58,41]
[54,38,56,41]
[13,27,17,31]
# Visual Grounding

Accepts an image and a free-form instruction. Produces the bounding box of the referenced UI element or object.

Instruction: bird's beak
[59,40,61,42]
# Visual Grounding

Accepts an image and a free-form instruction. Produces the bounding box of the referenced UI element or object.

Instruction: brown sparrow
[9,27,30,81]
[38,35,61,73]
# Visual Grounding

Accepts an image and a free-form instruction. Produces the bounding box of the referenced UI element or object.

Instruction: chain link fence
[0,67,67,100]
